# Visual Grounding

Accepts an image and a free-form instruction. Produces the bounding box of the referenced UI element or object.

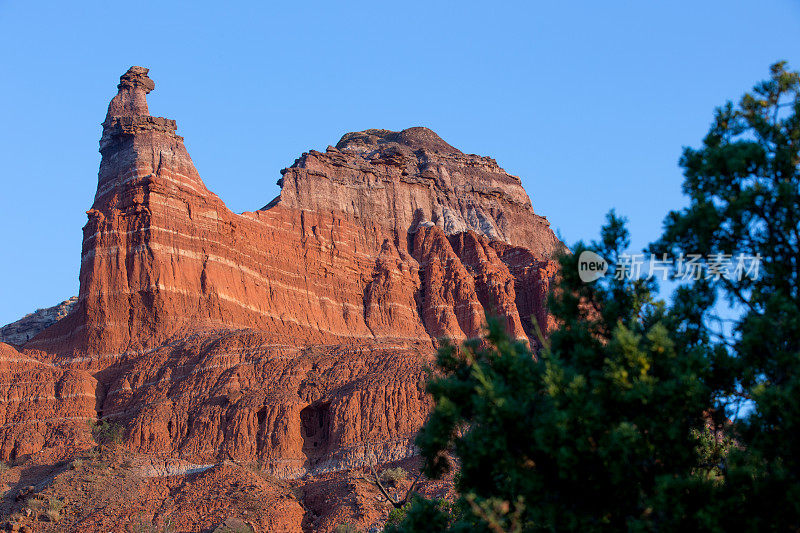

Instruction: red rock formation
[25,67,559,359]
[0,66,561,528]
[280,128,560,255]
[0,342,96,460]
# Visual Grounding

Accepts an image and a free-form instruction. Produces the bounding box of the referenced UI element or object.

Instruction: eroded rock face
[1,67,561,482]
[0,342,96,460]
[280,127,561,255]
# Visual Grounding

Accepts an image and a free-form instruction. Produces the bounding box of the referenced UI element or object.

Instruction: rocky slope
[0,449,453,532]
[0,297,77,346]
[0,67,561,531]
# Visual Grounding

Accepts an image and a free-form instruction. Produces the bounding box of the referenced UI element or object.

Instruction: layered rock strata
[1,67,561,477]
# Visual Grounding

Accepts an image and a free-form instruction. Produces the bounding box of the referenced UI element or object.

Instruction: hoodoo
[0,67,562,528]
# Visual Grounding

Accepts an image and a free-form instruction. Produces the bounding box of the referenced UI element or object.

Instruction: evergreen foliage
[388,62,800,532]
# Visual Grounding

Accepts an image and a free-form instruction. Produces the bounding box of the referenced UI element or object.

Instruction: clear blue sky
[1,0,799,325]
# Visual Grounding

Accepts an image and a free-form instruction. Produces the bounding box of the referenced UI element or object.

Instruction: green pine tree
[651,60,800,530]
[388,213,720,532]
[387,62,800,532]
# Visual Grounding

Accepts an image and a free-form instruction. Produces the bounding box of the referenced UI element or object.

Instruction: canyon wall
[0,67,561,477]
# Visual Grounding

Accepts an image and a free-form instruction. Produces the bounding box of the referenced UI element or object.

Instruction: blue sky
[1,0,799,325]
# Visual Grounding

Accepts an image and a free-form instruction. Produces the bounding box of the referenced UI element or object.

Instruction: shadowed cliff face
[0,67,560,481]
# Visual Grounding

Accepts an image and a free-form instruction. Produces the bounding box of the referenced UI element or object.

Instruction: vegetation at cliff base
[90,419,124,447]
[388,62,800,531]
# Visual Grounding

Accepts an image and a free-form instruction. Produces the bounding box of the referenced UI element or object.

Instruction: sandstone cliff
[0,67,561,531]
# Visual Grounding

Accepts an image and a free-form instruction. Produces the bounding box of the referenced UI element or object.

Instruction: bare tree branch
[360,444,424,509]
